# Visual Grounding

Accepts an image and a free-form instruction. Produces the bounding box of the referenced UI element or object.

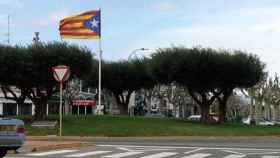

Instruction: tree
[150,47,265,123]
[88,58,154,115]
[0,45,29,110]
[63,78,80,114]
[243,75,267,125]
[245,74,280,124]
[214,51,266,123]
[0,42,93,120]
[267,74,280,121]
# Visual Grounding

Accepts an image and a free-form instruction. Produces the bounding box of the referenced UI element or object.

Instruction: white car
[242,117,275,126]
[187,115,201,121]
[0,118,25,157]
[259,120,275,126]
[187,115,218,122]
[272,121,280,125]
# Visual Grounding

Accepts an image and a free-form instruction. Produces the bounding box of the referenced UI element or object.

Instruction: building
[0,88,34,116]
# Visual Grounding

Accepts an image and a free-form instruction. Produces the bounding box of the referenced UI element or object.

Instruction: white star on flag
[90,19,99,28]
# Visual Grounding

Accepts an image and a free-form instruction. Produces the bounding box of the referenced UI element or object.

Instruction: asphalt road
[6,137,280,158]
[92,137,280,149]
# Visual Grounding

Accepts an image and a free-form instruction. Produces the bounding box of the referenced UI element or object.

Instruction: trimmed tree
[0,45,29,109]
[0,42,93,120]
[214,51,265,123]
[150,47,265,123]
[88,58,154,115]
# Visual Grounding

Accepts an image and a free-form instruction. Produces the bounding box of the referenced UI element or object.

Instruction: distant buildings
[0,87,97,116]
[0,89,34,116]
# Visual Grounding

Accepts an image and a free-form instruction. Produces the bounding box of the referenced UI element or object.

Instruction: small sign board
[52,65,70,82]
[72,99,96,106]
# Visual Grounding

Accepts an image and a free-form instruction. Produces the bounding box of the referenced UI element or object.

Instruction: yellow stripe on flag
[62,23,84,28]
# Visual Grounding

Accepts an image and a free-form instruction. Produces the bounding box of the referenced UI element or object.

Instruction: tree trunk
[64,99,70,115]
[113,92,132,116]
[200,103,211,123]
[118,103,128,115]
[255,101,263,125]
[16,99,26,115]
[182,103,186,119]
[249,97,254,120]
[179,104,183,118]
[33,98,48,120]
[145,91,152,114]
[217,89,232,124]
[188,89,215,124]
[218,101,227,123]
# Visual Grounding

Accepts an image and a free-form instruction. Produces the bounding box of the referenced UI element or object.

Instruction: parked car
[0,118,25,157]
[272,121,280,125]
[259,120,275,126]
[187,115,201,121]
[242,117,275,126]
[187,115,218,122]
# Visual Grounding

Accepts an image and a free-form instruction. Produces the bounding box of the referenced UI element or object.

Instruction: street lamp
[33,32,40,44]
[128,48,149,117]
[128,48,149,60]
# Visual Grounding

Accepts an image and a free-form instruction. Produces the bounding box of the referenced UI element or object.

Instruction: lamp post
[128,48,149,116]
[170,82,176,117]
[33,32,40,44]
[128,48,149,61]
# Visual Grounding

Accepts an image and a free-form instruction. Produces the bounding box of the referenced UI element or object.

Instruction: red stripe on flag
[59,20,88,29]
[59,26,86,31]
[80,11,98,16]
[60,11,97,23]
[60,32,99,36]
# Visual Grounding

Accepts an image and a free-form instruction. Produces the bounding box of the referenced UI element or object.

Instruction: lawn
[18,115,280,136]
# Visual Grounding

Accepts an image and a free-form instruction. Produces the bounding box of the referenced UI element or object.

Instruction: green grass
[18,115,280,136]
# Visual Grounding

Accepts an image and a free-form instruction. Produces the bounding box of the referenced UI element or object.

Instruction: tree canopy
[150,47,265,123]
[0,42,94,119]
[88,58,154,115]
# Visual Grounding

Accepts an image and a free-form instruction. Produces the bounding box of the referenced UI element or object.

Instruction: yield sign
[52,65,70,82]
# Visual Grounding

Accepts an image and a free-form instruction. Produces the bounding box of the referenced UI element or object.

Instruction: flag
[59,10,101,39]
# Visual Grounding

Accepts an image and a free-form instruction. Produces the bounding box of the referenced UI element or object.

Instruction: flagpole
[98,9,102,115]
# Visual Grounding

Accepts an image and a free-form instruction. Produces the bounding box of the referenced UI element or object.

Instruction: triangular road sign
[52,65,70,82]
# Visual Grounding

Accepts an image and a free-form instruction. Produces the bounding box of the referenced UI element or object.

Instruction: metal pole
[79,80,82,92]
[46,104,49,116]
[78,106,80,116]
[98,38,102,115]
[59,82,63,136]
[16,104,19,116]
[7,15,10,44]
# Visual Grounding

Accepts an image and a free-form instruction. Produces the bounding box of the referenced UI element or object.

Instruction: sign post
[52,65,70,137]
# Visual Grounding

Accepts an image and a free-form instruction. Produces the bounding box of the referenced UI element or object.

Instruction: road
[5,137,280,158]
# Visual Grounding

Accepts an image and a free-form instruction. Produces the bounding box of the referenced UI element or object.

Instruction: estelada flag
[59,10,101,39]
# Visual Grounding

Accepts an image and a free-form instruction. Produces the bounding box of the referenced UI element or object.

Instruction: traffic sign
[52,65,70,82]
[52,65,70,137]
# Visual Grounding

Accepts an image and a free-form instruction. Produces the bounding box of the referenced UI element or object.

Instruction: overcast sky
[0,0,280,75]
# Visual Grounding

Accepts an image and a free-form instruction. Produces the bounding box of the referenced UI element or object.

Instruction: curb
[30,142,90,152]
[20,142,93,153]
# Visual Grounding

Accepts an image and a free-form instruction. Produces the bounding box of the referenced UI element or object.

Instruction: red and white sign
[72,99,96,106]
[52,65,70,82]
